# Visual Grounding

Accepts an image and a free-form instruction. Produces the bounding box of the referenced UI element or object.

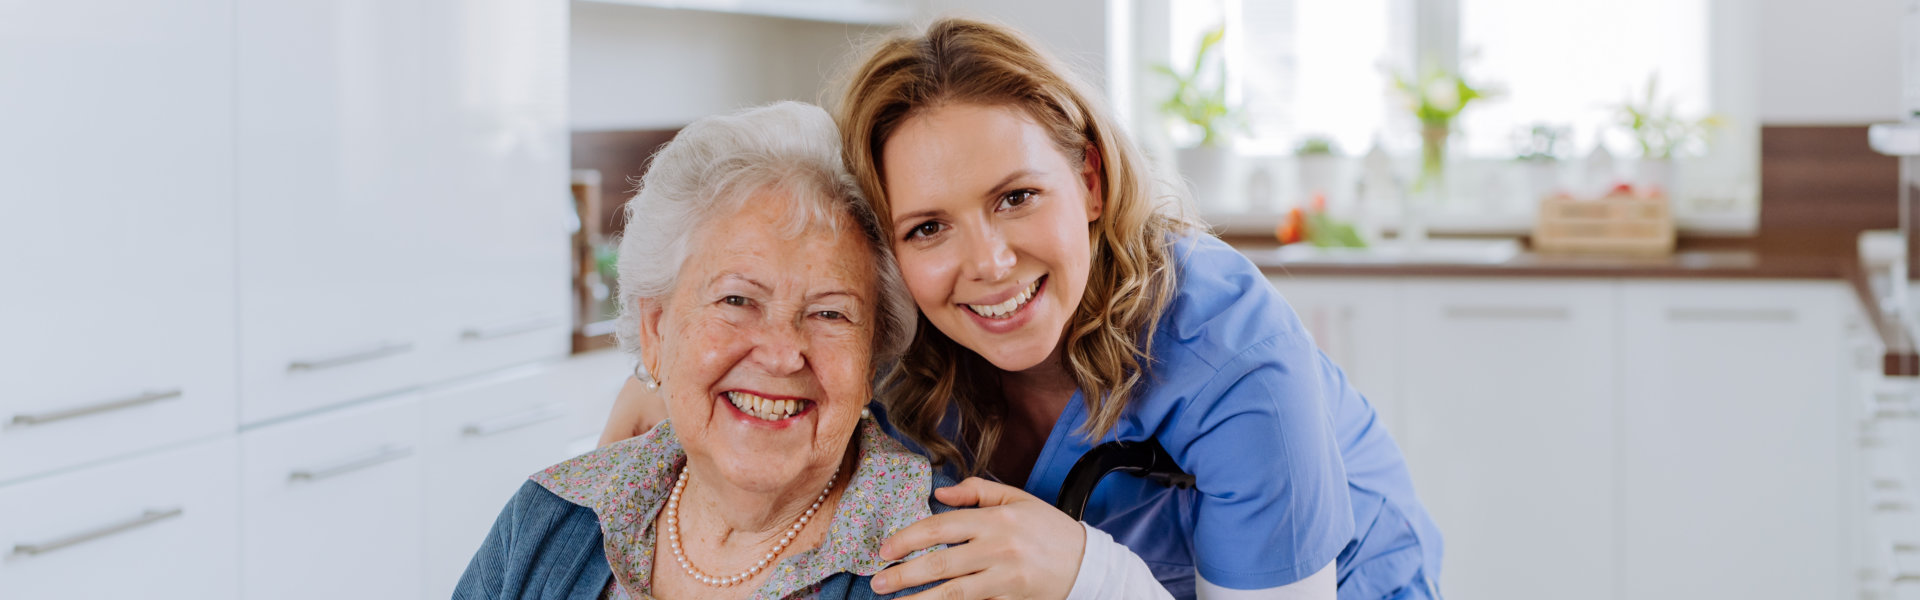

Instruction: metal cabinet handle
[1664,307,1797,323]
[1877,479,1906,491]
[8,389,182,428]
[288,445,413,483]
[10,507,183,557]
[1442,306,1570,321]
[461,315,564,341]
[1877,501,1913,513]
[463,406,566,438]
[1876,409,1920,421]
[287,342,412,372]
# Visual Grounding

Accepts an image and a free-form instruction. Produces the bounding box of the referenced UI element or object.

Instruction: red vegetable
[1277,207,1306,244]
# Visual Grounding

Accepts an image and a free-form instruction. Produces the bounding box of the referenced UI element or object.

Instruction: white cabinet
[235,0,440,424]
[234,0,573,424]
[422,365,583,598]
[241,395,426,600]
[1398,279,1619,600]
[1267,276,1405,440]
[0,437,240,600]
[1617,281,1849,600]
[0,0,238,483]
[411,0,574,386]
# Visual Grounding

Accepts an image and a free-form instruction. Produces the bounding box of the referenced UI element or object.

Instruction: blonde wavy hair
[835,17,1198,477]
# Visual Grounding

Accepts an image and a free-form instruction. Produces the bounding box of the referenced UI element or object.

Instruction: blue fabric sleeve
[453,480,612,600]
[1167,334,1355,590]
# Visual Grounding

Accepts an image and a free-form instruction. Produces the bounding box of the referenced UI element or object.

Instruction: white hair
[614,101,916,370]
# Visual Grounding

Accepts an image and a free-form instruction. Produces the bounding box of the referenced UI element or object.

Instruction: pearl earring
[635,364,661,390]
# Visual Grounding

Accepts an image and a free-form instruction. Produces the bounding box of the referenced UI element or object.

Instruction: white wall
[918,0,1116,91]
[568,1,883,130]
[1759,0,1903,124]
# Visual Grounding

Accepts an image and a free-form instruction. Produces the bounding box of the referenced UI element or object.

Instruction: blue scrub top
[1012,235,1441,599]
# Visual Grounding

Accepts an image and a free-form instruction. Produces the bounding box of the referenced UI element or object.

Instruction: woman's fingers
[932,476,1034,509]
[879,509,980,560]
[871,542,991,594]
[870,490,1084,600]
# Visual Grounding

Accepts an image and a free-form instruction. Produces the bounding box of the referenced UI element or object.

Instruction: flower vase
[1419,125,1449,193]
[1402,125,1450,246]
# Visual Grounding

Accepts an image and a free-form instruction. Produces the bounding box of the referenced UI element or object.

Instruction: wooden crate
[1533,193,1675,256]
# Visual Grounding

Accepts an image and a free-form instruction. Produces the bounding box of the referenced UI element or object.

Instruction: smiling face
[881,102,1103,375]
[636,188,877,497]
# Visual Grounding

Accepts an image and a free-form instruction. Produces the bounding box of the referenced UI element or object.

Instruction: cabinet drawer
[419,312,572,388]
[2,380,234,485]
[0,437,240,600]
[422,364,582,597]
[241,394,425,600]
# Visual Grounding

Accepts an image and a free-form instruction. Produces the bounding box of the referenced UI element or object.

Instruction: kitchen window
[1144,0,1758,231]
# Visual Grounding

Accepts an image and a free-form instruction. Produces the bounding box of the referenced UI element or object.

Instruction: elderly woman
[455,101,941,599]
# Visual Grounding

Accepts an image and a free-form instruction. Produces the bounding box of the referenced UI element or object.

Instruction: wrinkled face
[637,189,877,496]
[880,102,1102,374]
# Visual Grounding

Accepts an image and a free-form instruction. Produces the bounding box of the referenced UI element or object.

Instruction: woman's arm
[869,477,1175,600]
[1169,337,1354,594]
[1072,524,1335,600]
[597,376,668,447]
[1196,562,1335,600]
[1064,522,1175,600]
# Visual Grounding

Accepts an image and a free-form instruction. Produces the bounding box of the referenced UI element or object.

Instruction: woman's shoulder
[531,421,683,516]
[1154,233,1308,372]
[456,480,611,599]
[850,417,954,513]
[495,479,607,547]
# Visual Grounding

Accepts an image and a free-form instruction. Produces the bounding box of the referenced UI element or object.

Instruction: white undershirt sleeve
[1062,522,1176,600]
[1195,560,1336,600]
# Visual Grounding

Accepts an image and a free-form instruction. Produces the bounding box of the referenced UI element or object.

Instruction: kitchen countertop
[1226,234,1853,280]
[1223,233,1918,375]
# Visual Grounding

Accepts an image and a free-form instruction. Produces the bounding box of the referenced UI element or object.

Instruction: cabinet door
[1619,281,1848,600]
[241,395,426,600]
[0,437,240,600]
[422,364,581,598]
[235,0,436,424]
[1399,279,1618,600]
[412,0,574,384]
[1267,276,1405,440]
[0,0,237,483]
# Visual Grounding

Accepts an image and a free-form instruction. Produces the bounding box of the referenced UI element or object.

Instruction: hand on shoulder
[870,477,1084,600]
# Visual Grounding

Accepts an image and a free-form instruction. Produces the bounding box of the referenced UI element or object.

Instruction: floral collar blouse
[531,418,937,600]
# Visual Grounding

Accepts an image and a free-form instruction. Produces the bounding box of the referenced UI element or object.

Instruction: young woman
[603,18,1442,600]
[834,18,1441,600]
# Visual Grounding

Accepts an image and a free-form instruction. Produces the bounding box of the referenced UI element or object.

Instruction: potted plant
[1293,135,1344,213]
[1152,25,1240,213]
[1512,123,1568,205]
[1613,73,1722,196]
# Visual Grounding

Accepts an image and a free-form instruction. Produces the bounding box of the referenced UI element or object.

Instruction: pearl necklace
[664,464,838,588]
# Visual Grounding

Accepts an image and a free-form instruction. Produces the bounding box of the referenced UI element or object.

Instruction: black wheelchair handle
[1053,438,1196,521]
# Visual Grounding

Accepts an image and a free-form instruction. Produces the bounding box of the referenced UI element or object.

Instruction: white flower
[1424,78,1460,113]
